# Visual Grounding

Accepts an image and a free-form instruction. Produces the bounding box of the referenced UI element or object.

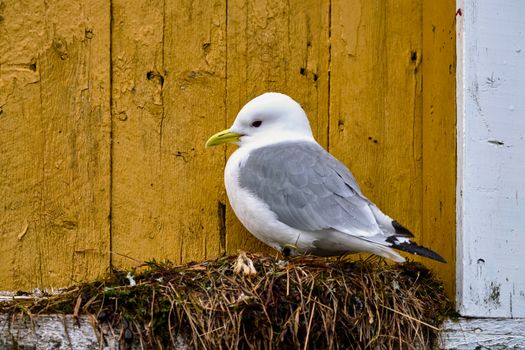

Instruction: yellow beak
[205,129,241,147]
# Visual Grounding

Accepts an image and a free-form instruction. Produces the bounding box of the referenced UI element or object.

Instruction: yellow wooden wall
[0,0,455,296]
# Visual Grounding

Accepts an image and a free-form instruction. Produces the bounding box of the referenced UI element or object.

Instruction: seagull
[206,92,445,263]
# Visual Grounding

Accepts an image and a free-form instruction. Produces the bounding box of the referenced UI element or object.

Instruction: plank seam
[327,0,332,151]
[223,0,229,252]
[108,0,114,271]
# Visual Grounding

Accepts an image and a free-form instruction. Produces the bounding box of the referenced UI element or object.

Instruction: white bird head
[206,92,314,148]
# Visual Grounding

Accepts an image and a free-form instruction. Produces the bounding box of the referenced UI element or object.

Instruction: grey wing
[238,141,383,238]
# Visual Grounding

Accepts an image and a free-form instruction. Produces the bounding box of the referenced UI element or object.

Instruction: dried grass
[0,253,451,349]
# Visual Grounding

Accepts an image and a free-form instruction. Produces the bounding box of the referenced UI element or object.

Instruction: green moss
[0,254,452,349]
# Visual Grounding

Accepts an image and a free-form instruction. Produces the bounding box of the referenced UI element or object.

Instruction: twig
[303,300,317,350]
[380,304,439,331]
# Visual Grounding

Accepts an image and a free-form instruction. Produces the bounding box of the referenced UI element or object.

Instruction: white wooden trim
[455,0,466,319]
[456,0,525,318]
[0,314,110,349]
[440,318,525,349]
[0,314,189,349]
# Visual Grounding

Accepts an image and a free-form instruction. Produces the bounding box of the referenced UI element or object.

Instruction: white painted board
[0,314,189,349]
[440,318,525,349]
[0,314,114,349]
[457,0,525,317]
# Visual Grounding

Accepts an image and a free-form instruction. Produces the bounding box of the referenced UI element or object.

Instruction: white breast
[224,148,311,252]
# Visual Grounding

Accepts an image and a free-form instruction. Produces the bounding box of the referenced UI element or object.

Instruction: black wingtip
[386,236,447,263]
[392,220,414,237]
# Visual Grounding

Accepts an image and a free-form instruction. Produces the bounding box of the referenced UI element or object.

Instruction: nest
[1,253,451,349]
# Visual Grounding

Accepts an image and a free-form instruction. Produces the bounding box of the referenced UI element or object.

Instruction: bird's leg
[281,244,298,258]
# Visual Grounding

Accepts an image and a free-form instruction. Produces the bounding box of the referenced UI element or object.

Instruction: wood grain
[330,1,422,258]
[330,0,424,239]
[330,0,455,296]
[441,318,525,349]
[225,0,330,255]
[0,0,111,289]
[422,0,457,298]
[0,0,456,296]
[111,0,227,266]
[457,0,525,317]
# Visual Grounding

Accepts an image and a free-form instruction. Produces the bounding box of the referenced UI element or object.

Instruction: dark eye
[251,120,262,128]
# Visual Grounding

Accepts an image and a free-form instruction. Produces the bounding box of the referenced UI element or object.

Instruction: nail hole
[410,51,418,62]
[85,28,94,39]
[300,67,306,76]
[146,71,165,86]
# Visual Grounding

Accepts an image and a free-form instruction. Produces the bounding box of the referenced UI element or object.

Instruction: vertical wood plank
[111,0,227,266]
[330,1,423,247]
[225,0,330,254]
[422,0,456,297]
[457,0,525,317]
[162,0,227,263]
[0,0,111,289]
[110,0,167,267]
[330,0,423,232]
[0,0,456,293]
[330,0,456,296]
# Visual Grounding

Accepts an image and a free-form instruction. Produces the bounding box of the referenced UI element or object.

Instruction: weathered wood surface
[440,318,525,349]
[3,314,525,350]
[329,1,456,296]
[0,1,456,294]
[5,315,525,350]
[110,0,228,268]
[421,0,457,299]
[456,0,525,317]
[0,314,110,350]
[0,0,111,289]
[225,0,330,255]
[0,314,189,349]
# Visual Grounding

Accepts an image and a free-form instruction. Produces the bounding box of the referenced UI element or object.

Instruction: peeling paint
[17,221,29,241]
[483,73,501,89]
[487,139,504,146]
[476,258,485,277]
[458,0,525,318]
[1,0,457,293]
[484,282,501,307]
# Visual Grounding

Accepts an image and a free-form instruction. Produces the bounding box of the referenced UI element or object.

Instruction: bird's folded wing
[238,141,382,238]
